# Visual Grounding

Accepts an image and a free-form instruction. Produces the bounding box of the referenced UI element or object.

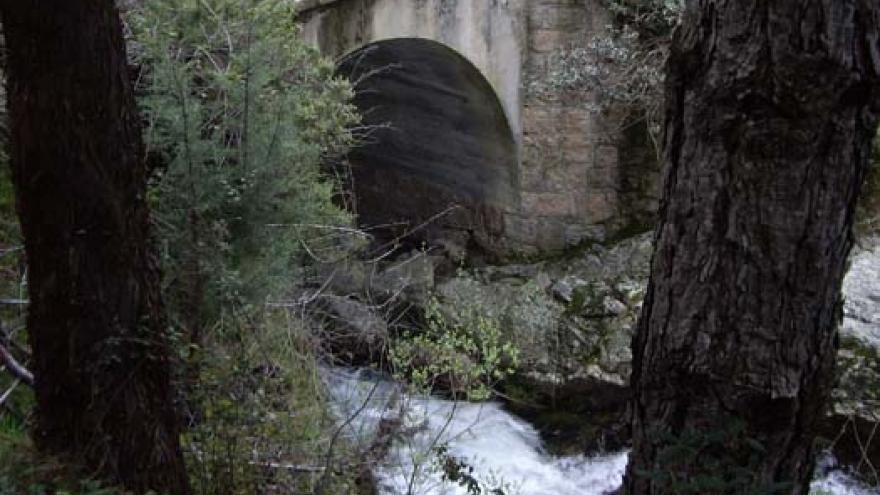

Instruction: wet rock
[437,232,880,467]
[311,295,388,364]
[502,373,631,456]
[368,252,441,304]
[430,233,654,391]
[317,258,370,297]
[435,274,562,375]
[314,233,880,469]
[479,262,546,283]
[551,275,587,303]
[842,237,880,347]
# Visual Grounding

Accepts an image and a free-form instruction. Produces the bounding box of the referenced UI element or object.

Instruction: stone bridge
[297,0,660,256]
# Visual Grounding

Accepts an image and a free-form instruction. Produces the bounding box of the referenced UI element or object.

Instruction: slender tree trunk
[624,2,880,494]
[1,2,190,493]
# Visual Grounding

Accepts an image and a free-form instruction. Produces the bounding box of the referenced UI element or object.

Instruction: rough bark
[1,2,190,493]
[624,1,880,494]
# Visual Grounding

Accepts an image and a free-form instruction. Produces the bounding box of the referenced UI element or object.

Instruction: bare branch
[0,298,28,305]
[0,341,33,387]
[247,461,326,473]
[0,379,21,407]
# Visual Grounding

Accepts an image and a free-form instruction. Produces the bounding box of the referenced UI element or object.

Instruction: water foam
[325,368,878,495]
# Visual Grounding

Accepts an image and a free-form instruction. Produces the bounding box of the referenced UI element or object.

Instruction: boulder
[433,232,880,465]
[433,233,654,390]
[311,294,388,364]
[367,251,441,304]
[841,237,880,347]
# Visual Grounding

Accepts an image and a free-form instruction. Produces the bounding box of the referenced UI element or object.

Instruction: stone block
[504,215,540,244]
[522,192,576,217]
[587,164,620,190]
[560,136,594,160]
[564,223,606,247]
[529,5,591,31]
[522,103,559,131]
[581,191,618,223]
[595,144,619,169]
[521,163,584,194]
[529,28,567,53]
[534,220,568,251]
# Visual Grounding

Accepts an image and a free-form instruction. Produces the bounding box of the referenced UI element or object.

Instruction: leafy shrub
[183,306,363,495]
[390,296,519,401]
[0,432,120,495]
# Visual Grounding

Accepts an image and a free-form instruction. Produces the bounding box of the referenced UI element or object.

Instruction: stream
[323,238,880,495]
[325,368,877,495]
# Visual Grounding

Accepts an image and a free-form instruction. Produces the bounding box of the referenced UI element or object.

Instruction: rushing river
[324,238,880,495]
[325,368,878,495]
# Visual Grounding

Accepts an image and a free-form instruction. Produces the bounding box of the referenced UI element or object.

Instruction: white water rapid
[325,368,877,495]
[324,238,880,495]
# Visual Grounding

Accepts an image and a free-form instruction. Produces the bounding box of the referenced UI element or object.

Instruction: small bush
[183,306,363,495]
[0,432,120,495]
[390,296,519,401]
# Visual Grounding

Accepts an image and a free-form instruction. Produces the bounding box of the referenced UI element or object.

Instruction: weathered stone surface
[841,237,880,347]
[312,232,880,467]
[426,233,653,389]
[311,294,389,364]
[432,232,879,460]
[827,237,880,478]
[368,252,440,304]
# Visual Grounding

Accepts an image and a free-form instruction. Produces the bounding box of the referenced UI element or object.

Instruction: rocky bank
[309,233,880,481]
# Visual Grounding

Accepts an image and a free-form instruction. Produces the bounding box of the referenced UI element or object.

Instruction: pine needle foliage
[126,4,366,493]
[130,0,358,325]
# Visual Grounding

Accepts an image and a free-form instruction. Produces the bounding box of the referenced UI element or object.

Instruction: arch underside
[337,38,517,253]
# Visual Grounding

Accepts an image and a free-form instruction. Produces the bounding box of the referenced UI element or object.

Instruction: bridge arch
[336,38,518,251]
[298,0,654,255]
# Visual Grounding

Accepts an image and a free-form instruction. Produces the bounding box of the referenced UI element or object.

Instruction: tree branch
[0,341,33,387]
[0,379,21,407]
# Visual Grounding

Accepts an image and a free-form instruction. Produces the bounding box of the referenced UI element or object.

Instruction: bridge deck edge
[295,0,344,15]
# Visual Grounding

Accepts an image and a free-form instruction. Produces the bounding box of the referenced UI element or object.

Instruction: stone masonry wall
[298,0,662,256]
[506,0,624,254]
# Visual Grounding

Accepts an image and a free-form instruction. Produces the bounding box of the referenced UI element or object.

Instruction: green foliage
[856,129,880,236]
[130,0,357,320]
[390,296,519,401]
[0,432,121,495]
[0,67,33,478]
[833,334,880,455]
[437,445,511,495]
[638,417,794,495]
[126,2,365,493]
[183,307,362,495]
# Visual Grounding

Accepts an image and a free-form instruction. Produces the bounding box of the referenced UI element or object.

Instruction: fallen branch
[0,341,33,386]
[0,299,28,305]
[0,379,20,407]
[248,461,326,473]
[0,323,29,357]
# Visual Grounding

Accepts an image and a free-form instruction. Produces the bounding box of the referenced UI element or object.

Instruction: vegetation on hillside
[0,1,878,494]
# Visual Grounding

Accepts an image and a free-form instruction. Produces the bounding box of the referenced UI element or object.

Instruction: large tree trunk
[1,2,190,493]
[624,2,880,494]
